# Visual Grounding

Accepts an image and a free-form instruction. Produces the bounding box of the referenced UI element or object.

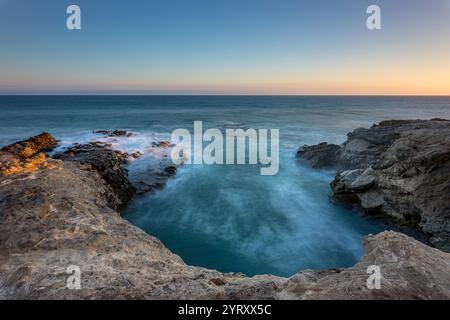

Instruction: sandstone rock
[281,231,450,300]
[0,133,60,177]
[298,119,450,250]
[210,278,226,286]
[1,132,57,158]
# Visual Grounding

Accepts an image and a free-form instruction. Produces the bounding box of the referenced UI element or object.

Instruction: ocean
[1,95,450,276]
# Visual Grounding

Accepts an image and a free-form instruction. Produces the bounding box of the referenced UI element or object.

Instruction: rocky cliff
[297,119,450,251]
[1,132,449,299]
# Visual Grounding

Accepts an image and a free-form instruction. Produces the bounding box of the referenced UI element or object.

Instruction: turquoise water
[1,96,450,276]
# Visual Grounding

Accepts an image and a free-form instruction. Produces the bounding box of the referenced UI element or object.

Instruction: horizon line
[1,91,450,97]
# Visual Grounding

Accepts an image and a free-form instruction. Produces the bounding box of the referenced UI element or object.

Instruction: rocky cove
[0,120,450,299]
[297,119,450,251]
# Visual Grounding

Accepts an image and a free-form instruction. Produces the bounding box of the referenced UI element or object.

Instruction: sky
[0,0,449,95]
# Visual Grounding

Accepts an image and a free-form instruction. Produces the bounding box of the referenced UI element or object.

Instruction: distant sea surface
[1,95,450,276]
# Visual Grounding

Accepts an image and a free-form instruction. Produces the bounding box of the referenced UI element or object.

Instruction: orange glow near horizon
[1,1,450,95]
[2,63,449,95]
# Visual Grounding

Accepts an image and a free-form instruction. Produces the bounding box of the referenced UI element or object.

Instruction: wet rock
[111,130,132,137]
[298,119,450,250]
[332,168,376,195]
[94,129,133,137]
[93,129,112,135]
[54,142,135,211]
[128,143,178,194]
[297,143,341,168]
[163,166,177,176]
[359,191,386,211]
[130,151,143,159]
[92,141,113,148]
[152,141,174,148]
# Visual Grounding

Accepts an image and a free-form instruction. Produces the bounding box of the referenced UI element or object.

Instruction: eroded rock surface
[297,143,341,169]
[1,132,57,158]
[0,133,60,177]
[297,119,450,250]
[128,141,178,194]
[282,231,450,300]
[93,129,133,137]
[1,133,449,299]
[54,142,135,211]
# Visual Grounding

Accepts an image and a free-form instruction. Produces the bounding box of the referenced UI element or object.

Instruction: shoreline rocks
[0,133,60,177]
[130,151,143,159]
[1,132,58,158]
[296,142,341,169]
[1,131,450,299]
[94,129,133,137]
[281,231,450,300]
[54,142,136,211]
[297,119,450,251]
[129,141,178,194]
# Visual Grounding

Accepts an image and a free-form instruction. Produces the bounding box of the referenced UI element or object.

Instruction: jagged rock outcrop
[297,119,450,251]
[1,132,57,158]
[128,141,178,194]
[93,130,133,137]
[1,133,450,299]
[0,133,59,177]
[54,142,135,211]
[282,231,450,300]
[297,143,341,169]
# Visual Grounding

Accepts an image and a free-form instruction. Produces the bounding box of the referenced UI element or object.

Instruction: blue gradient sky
[0,0,449,94]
